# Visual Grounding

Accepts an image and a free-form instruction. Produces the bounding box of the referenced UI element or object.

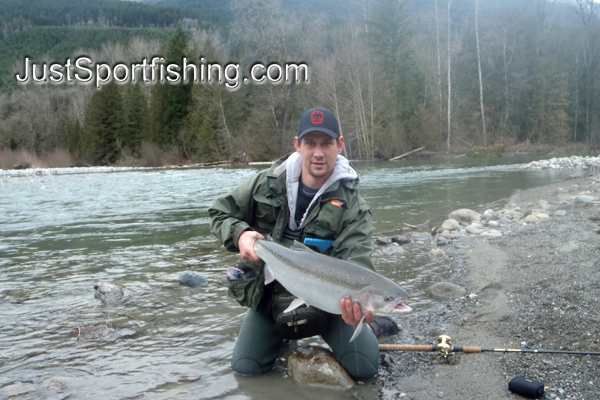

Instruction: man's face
[294,131,344,187]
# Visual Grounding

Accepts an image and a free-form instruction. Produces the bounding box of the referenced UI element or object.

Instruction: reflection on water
[0,157,585,399]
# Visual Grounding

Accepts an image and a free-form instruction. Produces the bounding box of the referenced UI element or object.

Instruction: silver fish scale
[254,240,408,315]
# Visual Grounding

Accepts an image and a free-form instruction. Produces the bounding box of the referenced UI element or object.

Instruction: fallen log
[389,146,425,161]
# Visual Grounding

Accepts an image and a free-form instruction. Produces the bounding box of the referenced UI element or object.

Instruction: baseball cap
[297,107,340,139]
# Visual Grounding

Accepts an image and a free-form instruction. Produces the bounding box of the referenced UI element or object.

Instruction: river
[0,156,586,399]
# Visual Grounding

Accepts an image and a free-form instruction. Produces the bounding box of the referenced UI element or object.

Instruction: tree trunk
[434,0,443,140]
[475,0,486,146]
[446,0,452,152]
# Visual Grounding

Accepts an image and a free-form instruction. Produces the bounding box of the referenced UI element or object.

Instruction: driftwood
[403,220,430,230]
[389,146,425,161]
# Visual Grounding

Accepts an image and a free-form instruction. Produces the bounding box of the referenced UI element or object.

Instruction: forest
[0,0,599,167]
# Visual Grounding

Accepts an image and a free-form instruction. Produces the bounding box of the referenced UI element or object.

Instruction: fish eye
[384,295,393,302]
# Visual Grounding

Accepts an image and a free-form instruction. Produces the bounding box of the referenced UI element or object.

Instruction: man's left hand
[340,296,373,326]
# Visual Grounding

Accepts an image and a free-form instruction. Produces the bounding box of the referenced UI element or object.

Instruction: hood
[285,152,358,230]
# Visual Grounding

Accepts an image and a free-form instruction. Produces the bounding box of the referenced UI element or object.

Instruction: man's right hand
[238,230,265,263]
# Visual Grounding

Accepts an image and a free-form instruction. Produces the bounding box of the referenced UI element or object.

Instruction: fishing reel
[436,335,453,358]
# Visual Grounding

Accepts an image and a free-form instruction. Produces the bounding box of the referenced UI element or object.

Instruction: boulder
[524,215,539,224]
[437,237,449,247]
[378,243,406,256]
[178,271,208,288]
[431,249,445,257]
[440,219,461,231]
[574,195,595,205]
[466,224,484,235]
[481,229,502,238]
[448,209,481,223]
[94,282,124,304]
[287,346,355,389]
[376,237,391,245]
[391,235,412,245]
[532,211,549,219]
[426,282,465,300]
[482,209,497,221]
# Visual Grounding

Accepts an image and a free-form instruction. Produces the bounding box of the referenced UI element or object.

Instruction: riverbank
[377,173,600,399]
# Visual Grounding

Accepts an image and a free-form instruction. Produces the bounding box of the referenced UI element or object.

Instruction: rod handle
[379,344,436,352]
[456,346,482,353]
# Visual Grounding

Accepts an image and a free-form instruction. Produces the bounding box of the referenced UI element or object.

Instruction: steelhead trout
[253,239,411,341]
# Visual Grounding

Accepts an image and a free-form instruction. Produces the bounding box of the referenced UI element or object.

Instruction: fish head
[358,284,412,315]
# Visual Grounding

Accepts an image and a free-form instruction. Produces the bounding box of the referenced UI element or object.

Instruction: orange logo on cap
[311,110,324,124]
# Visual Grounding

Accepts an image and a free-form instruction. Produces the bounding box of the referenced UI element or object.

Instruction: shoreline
[377,173,600,399]
[2,155,600,179]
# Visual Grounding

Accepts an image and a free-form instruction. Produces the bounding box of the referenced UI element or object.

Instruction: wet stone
[391,235,412,245]
[426,282,466,300]
[287,346,355,389]
[94,282,124,304]
[178,271,208,288]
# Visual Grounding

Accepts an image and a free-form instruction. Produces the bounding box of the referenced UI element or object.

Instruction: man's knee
[339,350,380,381]
[231,357,270,376]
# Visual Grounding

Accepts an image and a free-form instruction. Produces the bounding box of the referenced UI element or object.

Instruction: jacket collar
[269,152,358,230]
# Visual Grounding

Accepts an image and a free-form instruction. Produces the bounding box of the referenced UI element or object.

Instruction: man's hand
[340,296,374,326]
[238,230,265,263]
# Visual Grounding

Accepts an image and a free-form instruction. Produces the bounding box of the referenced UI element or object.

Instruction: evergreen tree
[149,26,193,148]
[82,81,126,165]
[123,83,148,155]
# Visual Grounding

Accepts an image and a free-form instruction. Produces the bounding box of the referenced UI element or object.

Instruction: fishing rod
[379,335,600,359]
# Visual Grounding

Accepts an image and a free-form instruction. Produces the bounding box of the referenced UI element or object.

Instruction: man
[209,107,380,380]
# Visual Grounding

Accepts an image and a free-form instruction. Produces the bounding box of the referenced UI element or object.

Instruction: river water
[0,157,586,399]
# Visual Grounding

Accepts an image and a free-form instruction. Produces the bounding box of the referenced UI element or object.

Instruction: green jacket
[209,153,374,271]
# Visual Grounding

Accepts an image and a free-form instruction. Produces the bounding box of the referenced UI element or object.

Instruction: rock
[426,282,466,300]
[431,249,445,257]
[391,235,412,245]
[555,187,567,195]
[482,209,497,221]
[379,243,406,255]
[178,271,208,288]
[554,210,567,216]
[500,217,513,224]
[468,293,478,299]
[524,215,540,224]
[466,224,484,234]
[77,323,136,342]
[369,316,400,338]
[488,221,500,228]
[481,229,502,238]
[439,230,452,239]
[437,237,449,247]
[448,209,481,223]
[94,282,124,304]
[532,211,549,219]
[440,219,461,231]
[457,236,470,243]
[574,195,595,205]
[287,346,355,389]
[538,200,550,209]
[558,201,571,208]
[376,237,391,245]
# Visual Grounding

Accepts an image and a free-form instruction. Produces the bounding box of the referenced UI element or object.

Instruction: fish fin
[349,316,366,342]
[264,264,275,285]
[283,298,306,313]
[291,240,312,251]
